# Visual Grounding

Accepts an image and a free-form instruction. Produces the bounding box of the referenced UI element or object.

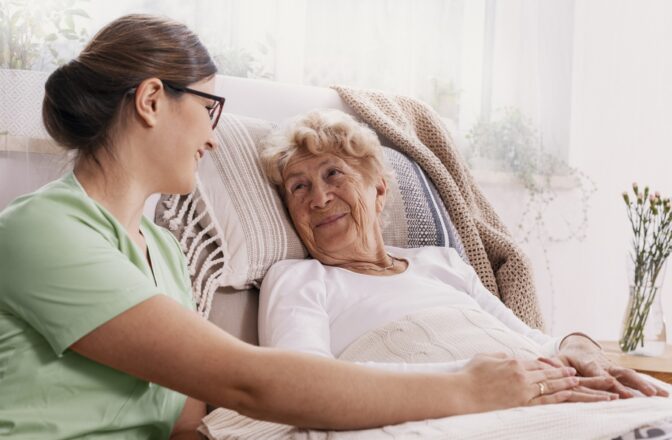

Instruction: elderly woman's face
[282,152,386,261]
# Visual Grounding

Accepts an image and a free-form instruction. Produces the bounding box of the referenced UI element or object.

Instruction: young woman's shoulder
[0,175,102,251]
[0,173,112,235]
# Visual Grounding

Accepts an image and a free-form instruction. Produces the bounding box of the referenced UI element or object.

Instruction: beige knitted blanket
[332,85,543,329]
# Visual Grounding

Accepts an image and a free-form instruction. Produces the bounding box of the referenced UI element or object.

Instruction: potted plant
[465,108,595,242]
[620,184,671,355]
[0,0,90,70]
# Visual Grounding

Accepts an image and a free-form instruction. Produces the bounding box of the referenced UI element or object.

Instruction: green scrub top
[0,172,195,439]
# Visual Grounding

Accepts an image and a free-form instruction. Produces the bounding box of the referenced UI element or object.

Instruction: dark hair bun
[41,14,217,160]
[42,60,122,155]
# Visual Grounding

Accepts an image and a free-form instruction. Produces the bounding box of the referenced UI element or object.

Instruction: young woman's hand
[460,353,613,413]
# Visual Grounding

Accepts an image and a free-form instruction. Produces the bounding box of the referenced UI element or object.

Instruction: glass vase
[619,259,668,356]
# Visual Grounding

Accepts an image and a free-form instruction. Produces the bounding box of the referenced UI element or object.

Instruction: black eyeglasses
[163,81,225,130]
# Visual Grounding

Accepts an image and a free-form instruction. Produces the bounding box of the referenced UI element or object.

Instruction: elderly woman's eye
[326,168,342,178]
[291,183,307,193]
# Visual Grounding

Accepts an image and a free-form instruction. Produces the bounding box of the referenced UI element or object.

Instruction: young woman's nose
[205,133,219,151]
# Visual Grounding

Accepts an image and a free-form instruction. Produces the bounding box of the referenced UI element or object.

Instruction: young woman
[0,14,585,439]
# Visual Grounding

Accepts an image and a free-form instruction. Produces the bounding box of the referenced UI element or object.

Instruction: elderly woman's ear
[375,177,388,214]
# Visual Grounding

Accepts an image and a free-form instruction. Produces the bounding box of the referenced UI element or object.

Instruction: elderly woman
[259,109,669,402]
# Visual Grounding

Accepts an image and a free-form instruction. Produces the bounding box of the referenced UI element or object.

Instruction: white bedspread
[200,392,672,440]
[200,309,672,439]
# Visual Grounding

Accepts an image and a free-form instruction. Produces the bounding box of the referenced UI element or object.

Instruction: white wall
[480,0,672,341]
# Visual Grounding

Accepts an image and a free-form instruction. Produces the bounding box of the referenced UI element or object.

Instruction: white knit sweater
[259,245,560,373]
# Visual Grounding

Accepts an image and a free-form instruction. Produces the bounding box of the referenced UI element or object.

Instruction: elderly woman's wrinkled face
[282,152,386,262]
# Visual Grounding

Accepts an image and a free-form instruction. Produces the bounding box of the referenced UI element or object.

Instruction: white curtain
[2,0,671,340]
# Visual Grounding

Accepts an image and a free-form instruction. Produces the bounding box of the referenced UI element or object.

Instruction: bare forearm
[205,347,470,430]
[169,432,203,440]
[170,397,206,440]
[70,298,471,430]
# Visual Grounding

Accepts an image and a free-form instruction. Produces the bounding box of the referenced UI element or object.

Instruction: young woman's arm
[71,295,578,430]
[169,397,206,439]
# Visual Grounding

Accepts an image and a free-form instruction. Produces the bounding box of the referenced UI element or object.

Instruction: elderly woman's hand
[541,334,669,399]
[460,353,616,414]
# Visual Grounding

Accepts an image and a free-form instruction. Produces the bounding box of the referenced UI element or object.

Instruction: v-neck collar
[139,228,160,288]
[67,171,160,288]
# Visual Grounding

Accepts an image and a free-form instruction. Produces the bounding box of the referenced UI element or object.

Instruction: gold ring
[537,382,546,396]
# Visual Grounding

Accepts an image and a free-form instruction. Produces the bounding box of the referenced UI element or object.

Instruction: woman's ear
[375,176,388,214]
[133,78,164,128]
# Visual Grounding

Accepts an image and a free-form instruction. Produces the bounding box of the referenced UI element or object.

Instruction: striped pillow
[156,114,465,315]
[382,148,466,256]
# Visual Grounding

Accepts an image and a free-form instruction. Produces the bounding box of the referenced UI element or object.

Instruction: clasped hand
[540,336,669,399]
[463,337,669,413]
[462,353,616,414]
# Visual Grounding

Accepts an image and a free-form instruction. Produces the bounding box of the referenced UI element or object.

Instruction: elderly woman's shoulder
[389,245,459,259]
[267,257,326,273]
[262,258,327,284]
[390,245,468,269]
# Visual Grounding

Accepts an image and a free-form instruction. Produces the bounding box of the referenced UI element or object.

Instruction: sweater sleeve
[258,260,333,357]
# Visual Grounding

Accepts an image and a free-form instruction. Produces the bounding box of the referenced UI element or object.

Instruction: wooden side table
[600,341,672,385]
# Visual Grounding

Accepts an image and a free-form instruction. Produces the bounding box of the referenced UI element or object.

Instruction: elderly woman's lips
[315,213,347,227]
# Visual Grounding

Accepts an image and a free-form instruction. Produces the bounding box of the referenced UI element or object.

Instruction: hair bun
[42,59,105,153]
[41,14,217,161]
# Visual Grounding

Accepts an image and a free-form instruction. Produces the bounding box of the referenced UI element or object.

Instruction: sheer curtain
[2,0,671,339]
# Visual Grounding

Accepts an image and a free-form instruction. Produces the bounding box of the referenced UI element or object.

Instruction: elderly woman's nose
[309,183,333,209]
